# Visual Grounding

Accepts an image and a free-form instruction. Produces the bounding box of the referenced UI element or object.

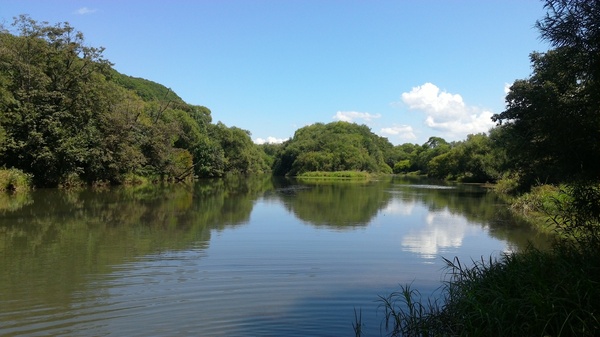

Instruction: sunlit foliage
[0,16,268,187]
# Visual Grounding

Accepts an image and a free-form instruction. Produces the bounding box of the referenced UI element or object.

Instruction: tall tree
[492,0,600,186]
[272,122,392,176]
[0,16,113,186]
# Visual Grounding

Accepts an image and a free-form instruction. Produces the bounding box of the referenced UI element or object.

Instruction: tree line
[268,0,600,193]
[3,2,600,193]
[0,15,269,188]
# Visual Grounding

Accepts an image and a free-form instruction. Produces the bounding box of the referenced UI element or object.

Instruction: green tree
[0,16,241,186]
[492,0,600,186]
[410,137,451,174]
[273,122,393,176]
[393,159,411,174]
[81,82,147,183]
[257,142,283,168]
[0,16,112,186]
[209,122,269,175]
[427,133,498,182]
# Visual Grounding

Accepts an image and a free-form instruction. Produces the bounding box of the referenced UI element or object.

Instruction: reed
[361,240,600,337]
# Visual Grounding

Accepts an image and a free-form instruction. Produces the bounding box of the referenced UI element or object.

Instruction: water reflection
[401,209,479,258]
[0,176,552,336]
[0,176,272,324]
[276,179,393,228]
[382,198,416,216]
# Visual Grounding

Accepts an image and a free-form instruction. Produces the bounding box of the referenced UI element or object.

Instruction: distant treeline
[2,13,599,191]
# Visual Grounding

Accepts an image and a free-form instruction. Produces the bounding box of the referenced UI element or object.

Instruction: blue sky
[1,1,549,145]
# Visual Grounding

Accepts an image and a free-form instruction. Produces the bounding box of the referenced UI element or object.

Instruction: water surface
[0,176,549,336]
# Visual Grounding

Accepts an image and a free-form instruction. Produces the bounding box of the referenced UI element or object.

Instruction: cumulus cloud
[333,111,381,123]
[75,7,97,15]
[400,83,495,140]
[380,125,417,141]
[254,136,288,145]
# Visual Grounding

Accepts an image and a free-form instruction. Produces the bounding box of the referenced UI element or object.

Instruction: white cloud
[254,136,288,145]
[333,111,381,123]
[504,82,512,94]
[75,7,97,15]
[380,125,417,141]
[400,83,495,140]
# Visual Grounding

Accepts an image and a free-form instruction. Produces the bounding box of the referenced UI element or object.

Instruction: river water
[0,176,549,336]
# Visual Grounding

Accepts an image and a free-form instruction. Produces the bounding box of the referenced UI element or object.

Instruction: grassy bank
[296,171,373,180]
[356,183,600,336]
[362,240,600,337]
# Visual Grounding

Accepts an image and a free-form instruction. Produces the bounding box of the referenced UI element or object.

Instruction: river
[0,175,549,336]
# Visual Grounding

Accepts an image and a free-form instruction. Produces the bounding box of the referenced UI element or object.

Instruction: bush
[58,172,86,189]
[120,173,150,186]
[549,184,600,246]
[493,173,521,194]
[510,184,561,215]
[0,168,32,192]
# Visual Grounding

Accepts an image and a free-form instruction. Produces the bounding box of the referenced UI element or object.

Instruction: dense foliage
[492,0,600,187]
[3,0,600,191]
[0,16,268,187]
[272,122,393,176]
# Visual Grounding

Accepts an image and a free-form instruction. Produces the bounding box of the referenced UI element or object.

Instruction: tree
[410,137,451,174]
[272,122,393,176]
[0,16,237,186]
[426,133,498,182]
[209,122,269,175]
[492,0,600,186]
[0,16,113,186]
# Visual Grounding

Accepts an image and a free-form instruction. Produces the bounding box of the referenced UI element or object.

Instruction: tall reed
[361,241,600,337]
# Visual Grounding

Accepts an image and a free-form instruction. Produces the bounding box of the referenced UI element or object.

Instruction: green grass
[359,240,600,337]
[120,173,150,186]
[296,171,373,180]
[357,183,600,336]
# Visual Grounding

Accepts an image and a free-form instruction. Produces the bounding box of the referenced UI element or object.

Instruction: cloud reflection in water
[401,208,478,259]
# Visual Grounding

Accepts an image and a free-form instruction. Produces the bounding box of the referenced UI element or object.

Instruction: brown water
[0,176,549,336]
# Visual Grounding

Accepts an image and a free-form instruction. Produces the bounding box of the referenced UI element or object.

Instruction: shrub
[0,168,32,192]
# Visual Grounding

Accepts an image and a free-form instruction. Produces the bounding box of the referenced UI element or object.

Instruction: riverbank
[360,239,600,337]
[296,171,374,180]
[356,182,600,336]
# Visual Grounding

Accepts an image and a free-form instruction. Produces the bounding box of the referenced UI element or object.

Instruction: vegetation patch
[363,240,600,337]
[0,16,270,188]
[120,173,150,186]
[367,181,600,336]
[296,171,372,180]
[0,168,32,192]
